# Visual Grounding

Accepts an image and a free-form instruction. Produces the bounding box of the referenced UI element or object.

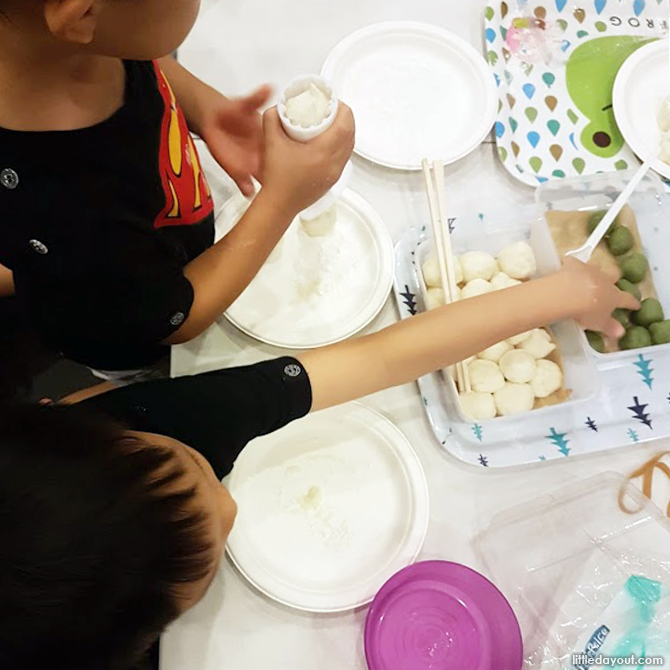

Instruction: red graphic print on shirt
[153,62,213,229]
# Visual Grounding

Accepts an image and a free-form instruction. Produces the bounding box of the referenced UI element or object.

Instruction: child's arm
[163,106,355,345]
[158,56,270,196]
[0,264,14,297]
[299,259,638,412]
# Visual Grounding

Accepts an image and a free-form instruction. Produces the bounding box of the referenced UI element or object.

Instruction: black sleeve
[80,357,312,479]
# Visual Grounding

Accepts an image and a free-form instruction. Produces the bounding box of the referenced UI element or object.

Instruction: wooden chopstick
[433,160,471,394]
[421,159,470,395]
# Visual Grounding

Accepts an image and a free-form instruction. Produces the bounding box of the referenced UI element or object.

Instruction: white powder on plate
[232,440,407,587]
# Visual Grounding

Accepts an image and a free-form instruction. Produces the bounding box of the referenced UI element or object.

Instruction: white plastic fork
[565,154,656,263]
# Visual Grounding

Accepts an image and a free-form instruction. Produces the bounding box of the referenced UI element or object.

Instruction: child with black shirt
[0,0,353,375]
[0,259,636,670]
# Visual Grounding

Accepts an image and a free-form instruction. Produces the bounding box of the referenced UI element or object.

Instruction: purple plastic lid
[364,561,523,670]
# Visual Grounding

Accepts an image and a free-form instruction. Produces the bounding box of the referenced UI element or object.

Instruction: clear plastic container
[474,473,670,669]
[535,169,670,364]
[415,213,600,425]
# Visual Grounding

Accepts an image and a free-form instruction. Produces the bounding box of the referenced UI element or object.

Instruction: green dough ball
[587,210,620,236]
[586,330,605,353]
[612,308,631,328]
[619,325,652,350]
[633,298,664,327]
[607,226,634,256]
[620,253,649,284]
[650,320,670,345]
[616,279,641,300]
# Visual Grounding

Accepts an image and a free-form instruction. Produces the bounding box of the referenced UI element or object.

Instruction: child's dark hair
[0,404,215,670]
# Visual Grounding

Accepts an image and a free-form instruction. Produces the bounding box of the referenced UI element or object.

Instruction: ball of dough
[422,254,463,288]
[478,341,513,363]
[499,349,537,383]
[494,383,535,416]
[497,241,537,280]
[633,298,664,328]
[607,226,634,256]
[658,95,670,132]
[518,329,556,359]
[531,359,563,399]
[459,392,497,420]
[422,255,442,288]
[468,359,505,393]
[620,253,648,284]
[619,325,652,350]
[461,278,493,300]
[460,251,497,282]
[491,272,522,291]
[507,330,533,346]
[650,320,670,345]
[425,287,445,311]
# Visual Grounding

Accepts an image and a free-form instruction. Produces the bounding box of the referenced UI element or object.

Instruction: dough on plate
[499,349,537,384]
[459,392,497,420]
[461,278,493,300]
[478,341,513,363]
[518,329,556,359]
[285,83,331,127]
[531,359,563,399]
[494,382,535,416]
[460,251,497,282]
[497,241,537,280]
[468,359,505,393]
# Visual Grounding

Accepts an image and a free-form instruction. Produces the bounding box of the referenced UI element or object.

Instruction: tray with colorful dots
[485,0,668,186]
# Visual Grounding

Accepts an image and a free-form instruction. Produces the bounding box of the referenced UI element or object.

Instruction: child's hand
[260,105,355,215]
[199,86,273,197]
[560,257,640,339]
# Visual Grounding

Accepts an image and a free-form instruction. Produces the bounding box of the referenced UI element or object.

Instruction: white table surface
[164,2,669,668]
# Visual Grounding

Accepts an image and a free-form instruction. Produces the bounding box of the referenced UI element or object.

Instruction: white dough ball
[499,349,537,384]
[461,278,493,300]
[497,241,537,280]
[460,392,497,420]
[422,255,442,288]
[491,272,522,291]
[460,251,498,282]
[518,329,556,359]
[494,383,535,416]
[531,359,564,399]
[284,84,331,128]
[468,359,506,393]
[300,205,337,237]
[425,287,445,311]
[507,330,533,346]
[478,341,513,363]
[661,131,670,166]
[659,95,670,133]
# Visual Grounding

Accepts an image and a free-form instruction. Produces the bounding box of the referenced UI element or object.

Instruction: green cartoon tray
[485,0,668,186]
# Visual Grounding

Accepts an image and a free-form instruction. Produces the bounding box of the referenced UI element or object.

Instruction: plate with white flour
[216,190,394,348]
[322,21,498,170]
[226,402,429,612]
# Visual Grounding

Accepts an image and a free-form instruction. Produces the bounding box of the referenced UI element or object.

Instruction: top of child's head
[0,403,236,670]
[0,0,201,61]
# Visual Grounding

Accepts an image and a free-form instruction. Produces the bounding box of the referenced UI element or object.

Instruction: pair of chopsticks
[421,159,471,395]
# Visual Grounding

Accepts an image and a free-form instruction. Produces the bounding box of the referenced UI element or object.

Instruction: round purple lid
[364,561,523,670]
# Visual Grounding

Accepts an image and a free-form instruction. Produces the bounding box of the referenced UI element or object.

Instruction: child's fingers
[241,85,273,112]
[262,106,283,138]
[602,317,625,341]
[617,290,641,311]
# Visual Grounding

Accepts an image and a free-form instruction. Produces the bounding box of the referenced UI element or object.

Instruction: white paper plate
[613,39,670,180]
[217,190,393,348]
[226,402,429,612]
[321,21,498,170]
